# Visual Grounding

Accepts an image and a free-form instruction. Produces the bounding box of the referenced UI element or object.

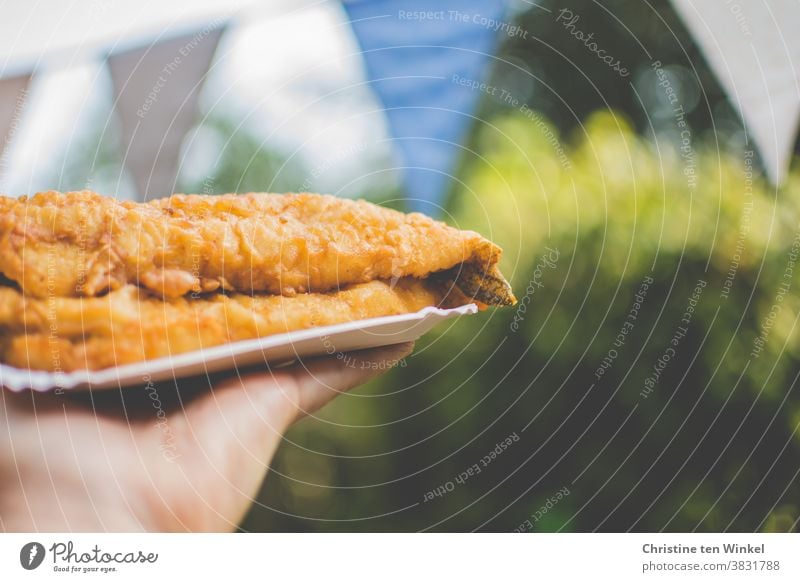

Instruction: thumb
[195,341,415,435]
[275,341,415,423]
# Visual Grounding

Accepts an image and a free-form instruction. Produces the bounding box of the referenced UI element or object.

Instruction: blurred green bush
[244,108,800,532]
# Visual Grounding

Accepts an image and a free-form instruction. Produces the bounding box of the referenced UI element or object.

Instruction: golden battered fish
[0,191,515,304]
[0,278,473,372]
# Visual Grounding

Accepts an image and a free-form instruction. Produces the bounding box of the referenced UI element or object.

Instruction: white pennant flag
[108,26,225,200]
[671,0,800,185]
[0,75,31,188]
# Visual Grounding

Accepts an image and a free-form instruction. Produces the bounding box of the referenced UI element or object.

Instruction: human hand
[0,342,413,532]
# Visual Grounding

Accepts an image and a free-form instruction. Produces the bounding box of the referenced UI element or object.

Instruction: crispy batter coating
[0,191,514,303]
[0,278,471,372]
[0,191,517,373]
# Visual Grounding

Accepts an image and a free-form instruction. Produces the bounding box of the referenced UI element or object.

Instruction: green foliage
[179,116,306,195]
[244,109,800,532]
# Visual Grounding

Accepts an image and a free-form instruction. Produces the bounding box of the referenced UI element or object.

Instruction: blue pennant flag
[342,0,508,213]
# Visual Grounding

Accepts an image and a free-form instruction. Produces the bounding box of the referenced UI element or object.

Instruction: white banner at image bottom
[0,533,797,580]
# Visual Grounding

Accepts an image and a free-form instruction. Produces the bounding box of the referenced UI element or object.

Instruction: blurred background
[2,0,799,531]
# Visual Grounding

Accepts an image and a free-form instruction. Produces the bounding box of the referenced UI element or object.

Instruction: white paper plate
[0,304,478,392]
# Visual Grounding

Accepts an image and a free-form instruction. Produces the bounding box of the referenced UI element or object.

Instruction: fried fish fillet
[0,191,515,305]
[0,278,472,372]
